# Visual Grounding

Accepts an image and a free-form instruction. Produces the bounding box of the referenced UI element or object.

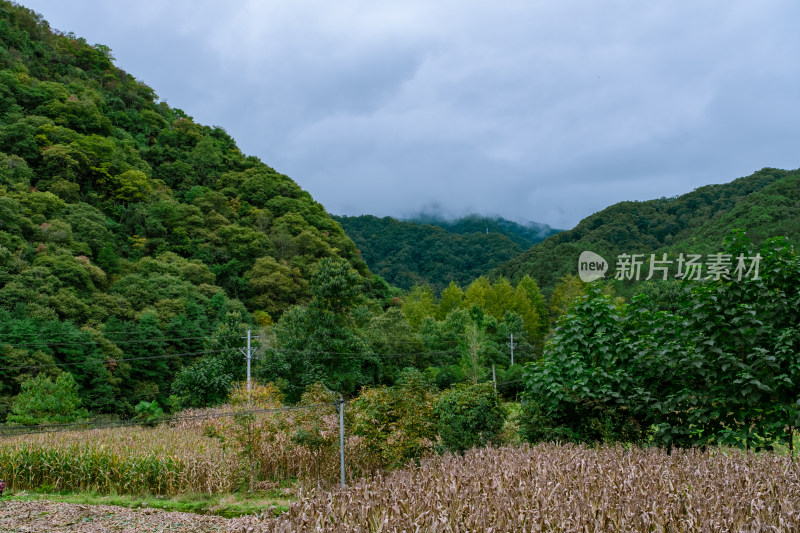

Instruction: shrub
[518,397,646,445]
[434,382,506,453]
[133,400,164,426]
[351,368,438,468]
[6,373,89,426]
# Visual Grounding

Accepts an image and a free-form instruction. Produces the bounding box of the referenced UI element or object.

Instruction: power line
[0,348,231,371]
[0,334,214,349]
[257,348,459,358]
[0,343,523,374]
[0,348,459,373]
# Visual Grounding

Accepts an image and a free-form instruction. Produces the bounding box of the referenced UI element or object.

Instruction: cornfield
[0,404,381,495]
[0,424,238,494]
[252,443,800,532]
[2,436,798,531]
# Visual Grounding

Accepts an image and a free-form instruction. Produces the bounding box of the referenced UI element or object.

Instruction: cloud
[22,0,800,228]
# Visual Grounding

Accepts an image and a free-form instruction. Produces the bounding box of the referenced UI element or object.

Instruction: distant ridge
[493,167,800,294]
[405,213,560,249]
[334,214,560,291]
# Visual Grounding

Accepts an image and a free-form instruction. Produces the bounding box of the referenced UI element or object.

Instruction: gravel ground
[0,500,272,532]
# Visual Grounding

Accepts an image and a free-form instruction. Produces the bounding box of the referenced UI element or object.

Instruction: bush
[133,400,164,427]
[434,383,506,453]
[351,368,438,468]
[6,373,89,426]
[517,399,576,444]
[517,396,647,445]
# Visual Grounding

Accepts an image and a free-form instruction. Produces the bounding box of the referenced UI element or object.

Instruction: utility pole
[337,396,346,487]
[507,333,516,366]
[492,364,496,392]
[240,329,258,399]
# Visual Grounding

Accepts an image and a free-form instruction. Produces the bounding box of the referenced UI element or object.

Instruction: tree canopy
[0,1,366,419]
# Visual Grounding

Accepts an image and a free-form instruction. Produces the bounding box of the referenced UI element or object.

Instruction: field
[0,407,385,496]
[1,442,798,532]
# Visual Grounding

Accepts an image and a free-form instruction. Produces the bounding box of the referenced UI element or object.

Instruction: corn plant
[257,443,800,532]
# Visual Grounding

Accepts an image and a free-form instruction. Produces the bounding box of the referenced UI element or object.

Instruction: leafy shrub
[351,368,438,468]
[434,382,506,453]
[517,397,644,444]
[133,400,164,426]
[6,373,89,426]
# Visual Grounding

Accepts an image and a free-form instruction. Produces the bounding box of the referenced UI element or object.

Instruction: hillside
[334,214,559,291]
[406,213,560,249]
[494,167,800,293]
[0,2,368,417]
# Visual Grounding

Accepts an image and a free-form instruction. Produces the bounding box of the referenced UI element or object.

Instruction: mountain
[334,214,559,291]
[406,214,560,249]
[0,2,367,416]
[494,167,800,294]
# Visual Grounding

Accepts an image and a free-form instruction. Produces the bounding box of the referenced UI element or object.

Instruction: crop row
[254,443,800,532]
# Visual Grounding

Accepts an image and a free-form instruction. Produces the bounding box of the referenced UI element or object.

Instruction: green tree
[245,256,307,316]
[460,321,486,384]
[7,373,89,426]
[522,231,800,451]
[548,273,585,324]
[510,283,542,347]
[310,257,363,313]
[351,368,438,467]
[486,277,515,320]
[362,307,424,383]
[171,311,248,408]
[463,277,492,311]
[434,382,506,453]
[402,285,437,329]
[436,281,464,320]
[523,285,652,444]
[261,258,372,400]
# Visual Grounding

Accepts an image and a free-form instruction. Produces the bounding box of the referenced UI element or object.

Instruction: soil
[0,499,272,532]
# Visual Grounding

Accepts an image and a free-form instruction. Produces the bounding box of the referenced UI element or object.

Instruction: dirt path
[0,500,271,532]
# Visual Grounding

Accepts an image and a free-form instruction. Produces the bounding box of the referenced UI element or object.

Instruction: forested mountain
[334,214,559,291]
[406,213,560,249]
[0,2,369,417]
[494,167,800,294]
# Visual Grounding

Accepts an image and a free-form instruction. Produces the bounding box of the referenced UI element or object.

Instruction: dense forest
[0,1,373,418]
[334,214,559,291]
[495,167,800,294]
[406,213,559,249]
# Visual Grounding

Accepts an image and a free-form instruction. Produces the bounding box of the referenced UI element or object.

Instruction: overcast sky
[20,0,800,229]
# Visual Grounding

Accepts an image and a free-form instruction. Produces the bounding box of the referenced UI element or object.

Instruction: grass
[767,430,800,461]
[3,485,295,518]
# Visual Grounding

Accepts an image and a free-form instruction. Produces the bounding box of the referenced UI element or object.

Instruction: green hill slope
[0,2,366,417]
[406,214,560,249]
[334,214,559,291]
[494,167,800,293]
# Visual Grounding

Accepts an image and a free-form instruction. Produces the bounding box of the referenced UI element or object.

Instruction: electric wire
[0,347,468,372]
[0,335,216,349]
[0,348,232,371]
